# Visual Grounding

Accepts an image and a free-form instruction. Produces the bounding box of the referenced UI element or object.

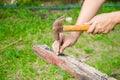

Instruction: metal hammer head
[53,16,66,41]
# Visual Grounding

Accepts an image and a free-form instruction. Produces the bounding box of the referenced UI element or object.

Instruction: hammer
[53,16,90,41]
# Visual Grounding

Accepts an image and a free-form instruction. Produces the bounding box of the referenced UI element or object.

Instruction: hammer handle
[63,24,90,31]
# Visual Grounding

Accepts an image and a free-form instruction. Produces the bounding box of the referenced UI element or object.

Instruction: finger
[102,27,110,34]
[93,25,101,34]
[103,30,109,34]
[110,25,115,31]
[59,33,64,45]
[93,27,98,35]
[52,41,60,55]
[101,23,111,33]
[98,27,103,33]
[60,42,70,53]
[87,22,96,34]
[100,27,106,33]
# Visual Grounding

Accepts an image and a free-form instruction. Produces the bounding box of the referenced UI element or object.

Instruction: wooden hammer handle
[63,24,90,31]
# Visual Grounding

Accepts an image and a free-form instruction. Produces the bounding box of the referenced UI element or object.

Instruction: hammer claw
[53,16,66,40]
[55,16,65,23]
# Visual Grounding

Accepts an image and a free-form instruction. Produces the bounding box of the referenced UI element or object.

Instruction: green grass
[0,7,120,80]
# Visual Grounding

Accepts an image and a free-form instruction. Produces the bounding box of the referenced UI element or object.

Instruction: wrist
[70,32,83,39]
[110,11,120,24]
[70,21,85,39]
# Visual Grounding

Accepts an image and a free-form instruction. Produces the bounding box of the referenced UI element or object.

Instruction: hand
[52,33,80,55]
[86,12,118,34]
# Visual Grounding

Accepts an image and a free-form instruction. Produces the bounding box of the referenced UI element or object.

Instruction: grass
[0,7,120,80]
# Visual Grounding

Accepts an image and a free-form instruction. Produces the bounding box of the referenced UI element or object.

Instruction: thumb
[60,42,70,53]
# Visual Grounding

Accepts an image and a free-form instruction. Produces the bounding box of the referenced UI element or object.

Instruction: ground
[0,6,120,80]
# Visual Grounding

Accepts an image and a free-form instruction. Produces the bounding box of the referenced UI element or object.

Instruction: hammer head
[53,16,66,41]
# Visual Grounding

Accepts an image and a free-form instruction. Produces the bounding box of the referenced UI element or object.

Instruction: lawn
[0,6,120,80]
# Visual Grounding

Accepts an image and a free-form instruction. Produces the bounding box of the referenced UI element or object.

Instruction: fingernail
[60,50,62,53]
[56,52,59,55]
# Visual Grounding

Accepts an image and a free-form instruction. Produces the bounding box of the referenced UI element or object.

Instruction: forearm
[71,0,105,37]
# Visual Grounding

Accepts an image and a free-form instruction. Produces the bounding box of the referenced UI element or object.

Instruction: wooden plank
[33,45,116,80]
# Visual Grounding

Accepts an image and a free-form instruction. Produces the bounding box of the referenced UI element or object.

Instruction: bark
[33,45,116,80]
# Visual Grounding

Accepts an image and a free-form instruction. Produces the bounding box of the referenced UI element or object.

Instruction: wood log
[33,45,116,80]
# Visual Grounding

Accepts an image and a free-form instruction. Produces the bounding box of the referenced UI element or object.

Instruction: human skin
[52,0,119,54]
[86,11,120,34]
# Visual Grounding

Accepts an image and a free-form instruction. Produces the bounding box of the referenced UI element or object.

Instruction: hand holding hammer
[52,16,90,55]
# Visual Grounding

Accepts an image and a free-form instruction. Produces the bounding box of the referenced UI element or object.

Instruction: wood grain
[33,45,116,80]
